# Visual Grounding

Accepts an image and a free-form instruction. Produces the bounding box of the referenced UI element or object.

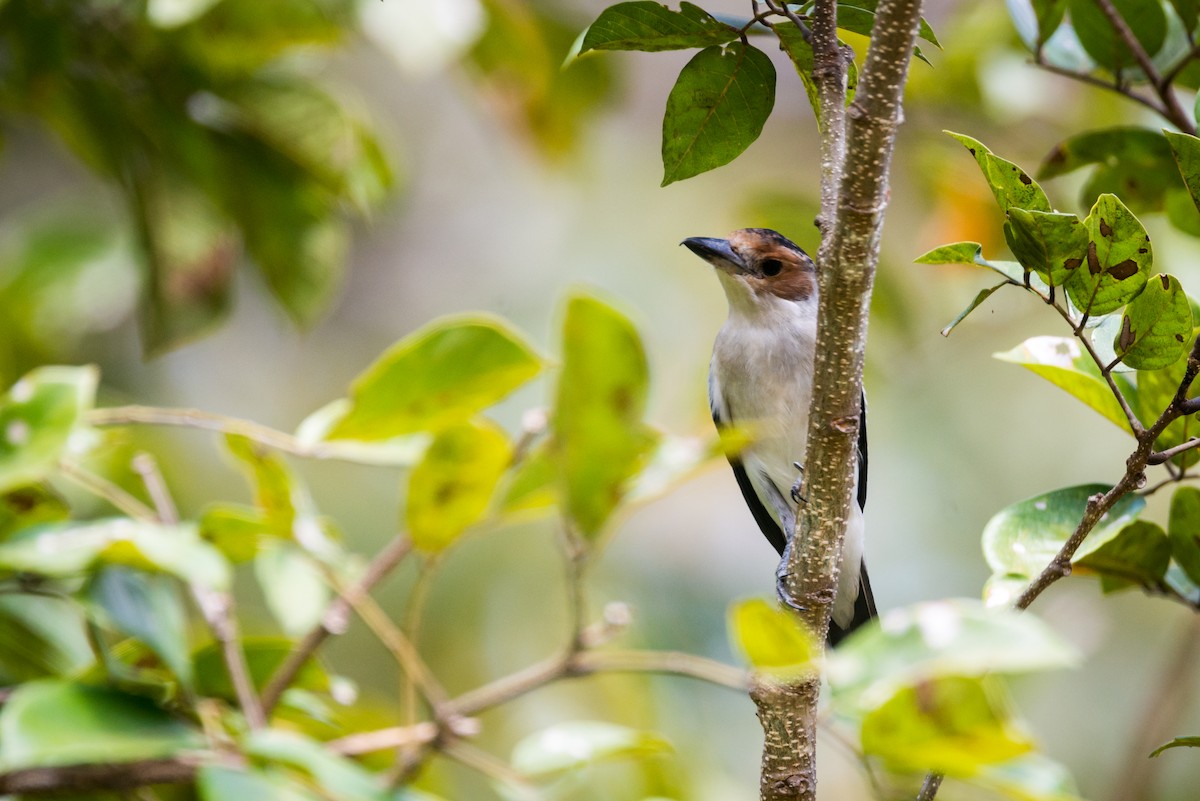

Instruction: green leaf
[1067,194,1152,317]
[0,680,204,770]
[246,729,385,801]
[994,337,1135,431]
[981,484,1145,581]
[1073,520,1171,592]
[1040,128,1177,213]
[914,241,1029,284]
[1169,0,1200,32]
[0,484,69,540]
[511,721,673,778]
[1067,0,1167,72]
[580,1,739,52]
[553,294,656,537]
[773,25,861,130]
[946,132,1051,214]
[661,43,776,186]
[861,676,1034,774]
[500,442,557,516]
[1114,274,1192,369]
[1166,130,1200,220]
[728,598,815,678]
[1136,344,1200,468]
[407,420,513,553]
[200,503,275,563]
[175,0,348,76]
[328,316,542,440]
[827,599,1078,710]
[940,283,1008,337]
[1005,209,1088,288]
[199,765,322,801]
[0,595,91,682]
[1150,735,1200,757]
[224,434,302,537]
[0,366,99,494]
[86,568,194,688]
[0,519,231,589]
[194,637,330,701]
[256,542,330,637]
[1169,486,1200,586]
[1030,0,1068,48]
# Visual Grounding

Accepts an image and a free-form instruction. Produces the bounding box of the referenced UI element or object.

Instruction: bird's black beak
[681,237,748,274]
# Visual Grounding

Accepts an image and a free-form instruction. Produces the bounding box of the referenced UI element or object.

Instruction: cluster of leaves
[573,1,939,186]
[920,131,1200,610]
[0,0,393,357]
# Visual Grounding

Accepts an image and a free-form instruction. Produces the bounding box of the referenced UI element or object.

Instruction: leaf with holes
[661,43,775,186]
[1113,274,1192,369]
[580,1,739,52]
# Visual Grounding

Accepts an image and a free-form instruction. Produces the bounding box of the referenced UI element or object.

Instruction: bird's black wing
[830,387,877,646]
[857,389,868,511]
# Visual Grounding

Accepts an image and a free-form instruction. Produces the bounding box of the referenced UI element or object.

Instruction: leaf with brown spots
[945,131,1051,214]
[1113,273,1192,370]
[1004,209,1087,288]
[1066,194,1152,316]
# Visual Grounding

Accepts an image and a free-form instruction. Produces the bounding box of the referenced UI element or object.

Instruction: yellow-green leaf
[728,598,815,679]
[0,366,98,494]
[1114,274,1192,370]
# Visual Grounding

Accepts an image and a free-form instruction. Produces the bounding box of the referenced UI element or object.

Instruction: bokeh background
[2,0,1199,798]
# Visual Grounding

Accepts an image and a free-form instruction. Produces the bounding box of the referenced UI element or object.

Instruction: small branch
[131,452,179,524]
[0,757,206,795]
[1034,57,1168,118]
[328,722,440,756]
[193,585,265,730]
[764,0,813,43]
[442,740,537,797]
[917,773,944,801]
[573,649,751,691]
[1048,301,1144,436]
[57,461,157,521]
[261,534,413,714]
[1148,438,1200,465]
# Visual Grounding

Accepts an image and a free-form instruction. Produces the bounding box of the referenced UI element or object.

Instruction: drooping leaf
[1169,486,1200,586]
[1113,274,1192,369]
[553,295,657,538]
[511,721,673,778]
[407,419,512,552]
[827,599,1078,710]
[256,542,330,637]
[661,43,776,186]
[86,567,194,688]
[994,337,1136,431]
[946,132,1051,214]
[0,680,204,770]
[1040,128,1177,213]
[1067,194,1151,317]
[1067,0,1167,73]
[914,241,1029,285]
[580,1,739,52]
[327,316,542,440]
[0,366,99,494]
[1073,520,1171,593]
[940,283,1009,337]
[861,676,1034,774]
[981,484,1145,581]
[728,598,815,679]
[0,519,231,589]
[1005,209,1088,288]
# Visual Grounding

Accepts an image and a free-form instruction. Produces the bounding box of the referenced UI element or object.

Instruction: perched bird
[682,228,875,646]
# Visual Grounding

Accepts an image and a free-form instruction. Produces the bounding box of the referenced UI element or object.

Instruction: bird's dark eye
[760,258,783,277]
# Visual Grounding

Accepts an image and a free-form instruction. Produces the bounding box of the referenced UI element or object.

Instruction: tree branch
[0,757,206,795]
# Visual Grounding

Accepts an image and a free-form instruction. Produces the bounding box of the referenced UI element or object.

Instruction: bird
[681,227,875,646]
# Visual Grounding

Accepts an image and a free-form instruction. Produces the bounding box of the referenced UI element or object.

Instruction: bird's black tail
[827,559,877,647]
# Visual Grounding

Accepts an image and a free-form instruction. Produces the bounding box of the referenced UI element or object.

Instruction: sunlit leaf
[1169,486,1200,586]
[1073,520,1170,593]
[328,316,542,440]
[86,567,193,688]
[827,599,1078,710]
[974,753,1084,801]
[199,765,321,801]
[0,680,204,770]
[256,542,330,637]
[661,43,775,186]
[407,420,512,553]
[1066,194,1151,317]
[246,729,385,801]
[1113,274,1192,369]
[194,637,329,701]
[0,365,98,494]
[511,721,672,778]
[200,503,275,563]
[1067,0,1166,73]
[914,241,1030,285]
[981,484,1145,581]
[553,294,657,538]
[728,598,815,679]
[580,1,739,52]
[1005,209,1088,288]
[861,676,1034,774]
[994,337,1136,431]
[0,519,231,589]
[946,132,1051,214]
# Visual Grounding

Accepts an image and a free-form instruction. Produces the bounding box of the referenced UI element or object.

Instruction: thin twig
[442,740,538,798]
[764,0,813,43]
[194,586,266,729]
[131,452,178,524]
[57,461,157,521]
[328,722,440,756]
[261,534,414,714]
[917,773,944,801]
[1148,437,1200,465]
[1046,301,1144,435]
[1034,57,1168,118]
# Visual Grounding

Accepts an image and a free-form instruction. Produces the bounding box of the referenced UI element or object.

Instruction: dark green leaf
[1114,274,1192,369]
[328,316,542,440]
[580,1,739,52]
[1005,209,1088,288]
[661,43,776,186]
[861,676,1034,774]
[1150,735,1200,757]
[1169,486,1200,586]
[1066,194,1152,317]
[1074,520,1171,592]
[1031,0,1068,48]
[1166,130,1200,221]
[728,598,814,678]
[511,721,673,778]
[946,132,1052,214]
[1165,186,1200,236]
[0,366,98,494]
[981,484,1145,581]
[0,484,69,540]
[0,596,90,681]
[1169,0,1200,32]
[1136,342,1200,468]
[1067,0,1167,72]
[774,24,823,128]
[994,337,1136,431]
[1040,128,1176,212]
[194,637,330,701]
[0,680,204,770]
[87,568,193,688]
[553,294,656,537]
[407,420,512,552]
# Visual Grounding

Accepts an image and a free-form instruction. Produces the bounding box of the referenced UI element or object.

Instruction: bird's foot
[775,549,807,613]
[790,461,807,505]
